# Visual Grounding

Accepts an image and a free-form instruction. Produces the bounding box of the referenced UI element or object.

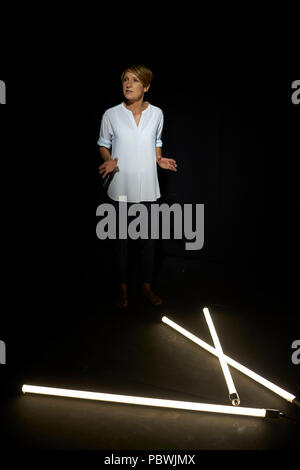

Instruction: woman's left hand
[158,157,178,172]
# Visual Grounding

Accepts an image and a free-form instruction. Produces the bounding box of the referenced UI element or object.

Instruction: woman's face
[122,71,149,102]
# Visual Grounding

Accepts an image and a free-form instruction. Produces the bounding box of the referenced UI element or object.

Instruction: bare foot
[141,283,163,306]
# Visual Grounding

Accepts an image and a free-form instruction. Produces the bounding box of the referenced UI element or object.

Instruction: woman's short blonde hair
[121,64,153,88]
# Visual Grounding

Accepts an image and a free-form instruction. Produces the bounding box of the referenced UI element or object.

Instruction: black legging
[109,198,156,284]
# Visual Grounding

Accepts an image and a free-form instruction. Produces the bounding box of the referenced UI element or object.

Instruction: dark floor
[1,254,300,452]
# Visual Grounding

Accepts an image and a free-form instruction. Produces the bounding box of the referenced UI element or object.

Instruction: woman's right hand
[99,158,118,179]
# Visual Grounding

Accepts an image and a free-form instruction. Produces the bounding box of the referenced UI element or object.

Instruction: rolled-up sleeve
[156,110,164,147]
[97,112,113,148]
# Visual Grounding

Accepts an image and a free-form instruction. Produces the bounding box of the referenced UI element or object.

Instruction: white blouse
[98,102,163,203]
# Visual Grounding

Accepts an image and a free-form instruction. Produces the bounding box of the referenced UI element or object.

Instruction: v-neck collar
[121,102,150,129]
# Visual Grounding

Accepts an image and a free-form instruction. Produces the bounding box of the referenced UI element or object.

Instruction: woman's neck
[124,99,148,113]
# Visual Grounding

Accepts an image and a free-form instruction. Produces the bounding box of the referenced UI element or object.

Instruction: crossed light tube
[162,310,299,408]
[21,307,298,420]
[202,307,240,406]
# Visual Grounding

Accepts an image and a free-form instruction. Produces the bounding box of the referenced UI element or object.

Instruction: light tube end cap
[230,393,240,407]
[292,398,300,408]
[265,409,282,419]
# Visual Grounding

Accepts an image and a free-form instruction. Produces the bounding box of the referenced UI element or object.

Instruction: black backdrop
[1,47,300,453]
[0,68,296,347]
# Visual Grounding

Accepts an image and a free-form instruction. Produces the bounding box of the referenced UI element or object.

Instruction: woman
[98,64,177,308]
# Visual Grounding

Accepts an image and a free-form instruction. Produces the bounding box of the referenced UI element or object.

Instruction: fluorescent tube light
[162,316,297,405]
[21,384,280,418]
[203,307,240,406]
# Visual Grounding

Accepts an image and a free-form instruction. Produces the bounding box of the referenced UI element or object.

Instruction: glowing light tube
[162,316,297,404]
[22,384,280,418]
[203,308,240,406]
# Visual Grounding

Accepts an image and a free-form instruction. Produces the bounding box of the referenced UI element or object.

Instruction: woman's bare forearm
[156,146,162,164]
[99,146,112,162]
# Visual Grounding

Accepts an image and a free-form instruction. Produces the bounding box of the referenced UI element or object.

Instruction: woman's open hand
[158,157,177,172]
[99,158,118,179]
